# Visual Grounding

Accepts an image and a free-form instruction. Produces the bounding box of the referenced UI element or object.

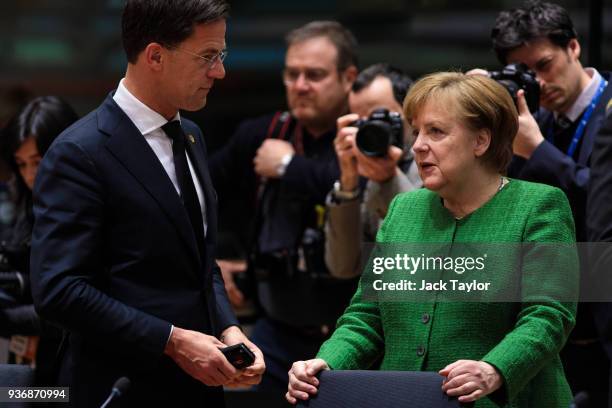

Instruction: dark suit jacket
[587,108,612,358]
[509,72,612,242]
[30,94,238,407]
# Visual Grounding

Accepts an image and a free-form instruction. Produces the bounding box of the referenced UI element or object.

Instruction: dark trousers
[561,340,610,407]
[250,317,328,393]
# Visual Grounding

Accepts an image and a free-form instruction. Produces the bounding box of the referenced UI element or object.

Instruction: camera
[489,63,540,114]
[353,108,404,157]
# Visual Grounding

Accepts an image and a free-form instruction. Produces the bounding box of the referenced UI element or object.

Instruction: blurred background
[1,0,609,147]
[1,0,608,260]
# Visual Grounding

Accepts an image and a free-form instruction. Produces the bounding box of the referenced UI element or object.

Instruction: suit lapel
[97,95,202,272]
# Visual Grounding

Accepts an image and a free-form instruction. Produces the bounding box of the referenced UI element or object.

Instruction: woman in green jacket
[286,72,578,407]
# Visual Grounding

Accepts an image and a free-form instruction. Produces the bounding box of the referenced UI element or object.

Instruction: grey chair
[296,370,466,408]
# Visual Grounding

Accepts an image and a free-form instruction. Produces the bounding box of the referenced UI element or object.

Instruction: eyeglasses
[282,68,331,86]
[169,46,227,69]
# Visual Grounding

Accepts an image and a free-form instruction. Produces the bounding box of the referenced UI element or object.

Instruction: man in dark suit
[587,103,612,407]
[29,0,264,406]
[487,1,611,405]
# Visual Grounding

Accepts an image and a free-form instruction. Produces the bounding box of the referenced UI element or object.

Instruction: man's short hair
[122,0,230,64]
[404,72,518,174]
[491,0,577,64]
[353,64,413,106]
[285,21,358,71]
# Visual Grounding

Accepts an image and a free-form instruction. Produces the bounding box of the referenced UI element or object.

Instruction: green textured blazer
[317,179,578,408]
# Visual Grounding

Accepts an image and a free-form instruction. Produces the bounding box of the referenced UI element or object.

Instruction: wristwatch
[277,153,294,177]
[332,180,360,202]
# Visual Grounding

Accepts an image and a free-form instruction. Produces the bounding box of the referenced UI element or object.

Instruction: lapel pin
[187,134,196,144]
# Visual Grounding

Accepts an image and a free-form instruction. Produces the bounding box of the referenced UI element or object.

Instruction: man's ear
[143,43,164,71]
[340,65,358,92]
[567,38,581,61]
[474,128,491,158]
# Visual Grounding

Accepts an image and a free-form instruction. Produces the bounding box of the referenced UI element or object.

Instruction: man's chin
[291,107,317,122]
[540,94,567,113]
[182,98,208,112]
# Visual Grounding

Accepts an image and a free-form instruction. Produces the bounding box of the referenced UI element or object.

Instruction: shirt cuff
[166,325,174,346]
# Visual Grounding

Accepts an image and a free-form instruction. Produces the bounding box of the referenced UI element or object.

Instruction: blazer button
[416,345,426,357]
[421,313,430,324]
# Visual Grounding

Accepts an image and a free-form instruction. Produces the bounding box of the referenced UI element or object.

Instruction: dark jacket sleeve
[211,262,239,335]
[586,112,612,357]
[283,155,340,203]
[208,117,267,191]
[519,140,589,213]
[588,113,612,242]
[30,139,171,358]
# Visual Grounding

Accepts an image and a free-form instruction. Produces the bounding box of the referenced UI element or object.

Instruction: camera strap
[548,78,608,157]
[251,112,298,253]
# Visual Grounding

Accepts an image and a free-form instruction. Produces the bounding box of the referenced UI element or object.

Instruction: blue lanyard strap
[557,79,608,157]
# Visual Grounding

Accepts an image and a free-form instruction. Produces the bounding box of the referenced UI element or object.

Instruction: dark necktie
[555,114,572,131]
[162,121,205,254]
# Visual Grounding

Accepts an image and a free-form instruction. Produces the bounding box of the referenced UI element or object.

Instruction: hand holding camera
[468,63,545,159]
[334,114,360,191]
[335,109,405,188]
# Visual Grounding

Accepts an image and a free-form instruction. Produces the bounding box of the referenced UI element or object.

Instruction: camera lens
[356,121,392,157]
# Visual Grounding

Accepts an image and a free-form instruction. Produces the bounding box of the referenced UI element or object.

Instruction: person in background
[209,20,358,392]
[325,63,421,278]
[587,102,612,408]
[0,96,78,385]
[486,2,612,403]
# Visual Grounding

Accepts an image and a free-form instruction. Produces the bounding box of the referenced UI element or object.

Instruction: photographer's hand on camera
[466,68,490,77]
[354,144,403,183]
[513,89,544,159]
[334,113,360,191]
[254,139,295,178]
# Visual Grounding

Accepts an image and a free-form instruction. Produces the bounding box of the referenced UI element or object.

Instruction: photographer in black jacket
[210,21,358,392]
[0,96,78,384]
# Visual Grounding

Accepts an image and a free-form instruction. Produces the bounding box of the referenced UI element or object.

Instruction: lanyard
[548,78,608,157]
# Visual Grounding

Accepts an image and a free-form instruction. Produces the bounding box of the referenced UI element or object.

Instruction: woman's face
[411,99,488,194]
[14,136,41,191]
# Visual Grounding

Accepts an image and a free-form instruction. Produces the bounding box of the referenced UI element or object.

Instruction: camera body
[489,63,540,114]
[353,108,404,157]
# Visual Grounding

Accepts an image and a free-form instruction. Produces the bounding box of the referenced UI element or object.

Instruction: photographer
[0,96,78,384]
[472,1,612,404]
[325,64,421,278]
[209,21,359,392]
[475,0,612,241]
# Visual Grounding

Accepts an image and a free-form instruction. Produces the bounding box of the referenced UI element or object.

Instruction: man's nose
[294,73,310,90]
[209,60,226,79]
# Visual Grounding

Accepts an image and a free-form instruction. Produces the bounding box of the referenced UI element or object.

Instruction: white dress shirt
[558,67,604,123]
[112,78,207,235]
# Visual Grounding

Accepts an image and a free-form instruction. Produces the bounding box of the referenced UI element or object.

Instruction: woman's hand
[439,360,503,403]
[286,358,329,404]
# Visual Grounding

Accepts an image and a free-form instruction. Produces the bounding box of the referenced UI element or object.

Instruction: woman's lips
[418,162,436,173]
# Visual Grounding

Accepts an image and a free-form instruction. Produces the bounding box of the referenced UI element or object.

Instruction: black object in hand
[220,343,256,369]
